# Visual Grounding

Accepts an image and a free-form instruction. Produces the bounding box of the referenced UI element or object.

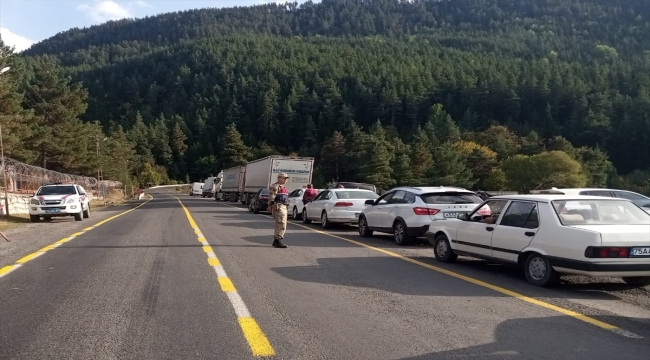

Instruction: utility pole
[0,67,10,218]
[1,124,8,218]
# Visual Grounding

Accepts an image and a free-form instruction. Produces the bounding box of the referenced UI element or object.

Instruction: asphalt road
[1,193,649,360]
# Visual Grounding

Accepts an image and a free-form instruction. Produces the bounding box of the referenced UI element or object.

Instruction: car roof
[531,187,647,196]
[388,186,472,194]
[330,188,374,192]
[488,194,633,202]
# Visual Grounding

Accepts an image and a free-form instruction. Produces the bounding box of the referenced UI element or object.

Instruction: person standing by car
[302,184,318,205]
[267,173,290,248]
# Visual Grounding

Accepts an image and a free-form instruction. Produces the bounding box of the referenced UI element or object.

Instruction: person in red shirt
[302,184,318,205]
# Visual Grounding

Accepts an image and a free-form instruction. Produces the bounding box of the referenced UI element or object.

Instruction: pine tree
[0,39,34,161]
[150,114,173,165]
[24,56,89,171]
[426,141,474,188]
[360,136,395,191]
[221,123,250,168]
[410,126,434,185]
[321,131,346,181]
[171,121,188,156]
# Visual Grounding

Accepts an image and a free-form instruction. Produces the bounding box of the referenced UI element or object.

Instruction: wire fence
[0,156,123,194]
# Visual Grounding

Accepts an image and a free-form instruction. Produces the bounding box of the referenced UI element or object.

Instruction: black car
[248,189,270,214]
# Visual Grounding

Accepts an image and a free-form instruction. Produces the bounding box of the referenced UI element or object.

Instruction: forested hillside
[14,0,650,192]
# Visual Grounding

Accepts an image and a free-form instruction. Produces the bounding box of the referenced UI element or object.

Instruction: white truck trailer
[241,156,315,204]
[220,165,246,202]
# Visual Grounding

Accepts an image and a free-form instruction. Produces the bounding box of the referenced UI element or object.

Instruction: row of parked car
[246,184,650,288]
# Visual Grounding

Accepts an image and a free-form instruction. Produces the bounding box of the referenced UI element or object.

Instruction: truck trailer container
[220,166,246,202]
[241,156,315,204]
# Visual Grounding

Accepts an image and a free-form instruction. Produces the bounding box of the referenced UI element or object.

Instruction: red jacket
[302,188,318,202]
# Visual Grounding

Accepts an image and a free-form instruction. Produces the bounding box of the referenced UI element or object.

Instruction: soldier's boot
[272,238,287,248]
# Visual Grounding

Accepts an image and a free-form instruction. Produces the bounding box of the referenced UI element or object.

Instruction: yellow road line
[216,202,642,339]
[174,196,276,357]
[0,196,153,280]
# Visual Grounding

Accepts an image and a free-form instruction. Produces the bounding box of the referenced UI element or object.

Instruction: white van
[190,182,204,196]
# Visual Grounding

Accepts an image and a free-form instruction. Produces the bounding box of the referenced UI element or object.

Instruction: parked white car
[358,186,484,245]
[426,194,650,287]
[531,187,650,213]
[287,188,323,220]
[29,183,91,222]
[302,189,378,228]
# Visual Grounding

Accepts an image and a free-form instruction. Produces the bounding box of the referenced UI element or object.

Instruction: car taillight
[334,202,353,207]
[413,207,440,215]
[259,196,268,200]
[584,246,630,258]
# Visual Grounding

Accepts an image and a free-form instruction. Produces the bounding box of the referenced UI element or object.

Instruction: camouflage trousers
[273,204,288,240]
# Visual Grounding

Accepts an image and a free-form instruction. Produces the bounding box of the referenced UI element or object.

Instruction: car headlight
[66,198,76,204]
[30,199,40,205]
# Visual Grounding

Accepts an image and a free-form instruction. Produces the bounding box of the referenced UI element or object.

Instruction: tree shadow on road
[394,316,648,360]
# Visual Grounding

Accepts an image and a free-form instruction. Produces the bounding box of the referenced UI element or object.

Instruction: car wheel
[524,253,559,287]
[29,215,40,222]
[622,276,650,287]
[358,216,373,237]
[253,201,260,214]
[292,206,300,220]
[393,220,415,246]
[320,211,331,229]
[302,209,311,224]
[83,205,90,218]
[74,211,83,221]
[433,234,458,263]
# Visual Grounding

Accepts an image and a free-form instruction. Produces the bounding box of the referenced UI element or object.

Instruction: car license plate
[45,209,59,213]
[354,213,360,218]
[630,247,650,256]
[444,212,459,218]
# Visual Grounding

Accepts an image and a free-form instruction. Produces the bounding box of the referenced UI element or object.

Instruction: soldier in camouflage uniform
[267,173,290,248]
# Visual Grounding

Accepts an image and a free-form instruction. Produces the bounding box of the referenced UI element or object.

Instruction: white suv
[358,186,484,245]
[29,183,91,222]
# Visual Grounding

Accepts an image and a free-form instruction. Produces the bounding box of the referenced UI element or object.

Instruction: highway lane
[0,194,648,359]
[187,196,650,359]
[0,196,250,360]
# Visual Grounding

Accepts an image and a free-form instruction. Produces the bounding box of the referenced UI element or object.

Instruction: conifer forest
[2,0,650,193]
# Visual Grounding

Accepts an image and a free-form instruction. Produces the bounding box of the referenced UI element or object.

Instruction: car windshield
[334,191,379,200]
[337,183,375,191]
[552,199,650,225]
[36,185,76,196]
[420,192,483,204]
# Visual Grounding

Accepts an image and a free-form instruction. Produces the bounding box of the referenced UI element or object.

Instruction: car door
[490,201,539,263]
[287,189,300,209]
[308,190,330,219]
[454,199,509,257]
[77,186,87,208]
[386,190,408,225]
[364,191,395,230]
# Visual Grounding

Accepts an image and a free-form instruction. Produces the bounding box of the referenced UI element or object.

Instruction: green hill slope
[21,0,650,188]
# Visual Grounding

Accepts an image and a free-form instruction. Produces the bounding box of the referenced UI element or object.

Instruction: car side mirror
[458,213,469,221]
[365,200,375,206]
[30,193,35,197]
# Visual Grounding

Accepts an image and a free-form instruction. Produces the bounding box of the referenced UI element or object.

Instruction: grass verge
[0,214,32,232]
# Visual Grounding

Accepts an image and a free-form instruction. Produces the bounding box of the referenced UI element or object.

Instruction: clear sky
[0,0,316,52]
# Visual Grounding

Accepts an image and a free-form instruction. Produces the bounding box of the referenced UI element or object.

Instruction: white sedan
[302,189,379,228]
[287,188,323,220]
[426,194,650,287]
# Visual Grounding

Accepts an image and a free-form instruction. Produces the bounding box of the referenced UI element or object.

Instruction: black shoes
[272,238,288,248]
